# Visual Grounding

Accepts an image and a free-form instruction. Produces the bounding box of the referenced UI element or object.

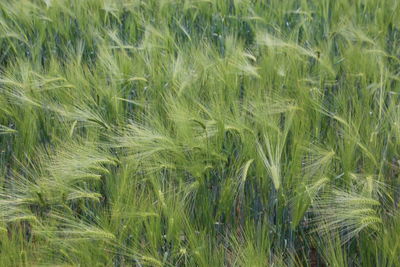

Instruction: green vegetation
[0,0,400,266]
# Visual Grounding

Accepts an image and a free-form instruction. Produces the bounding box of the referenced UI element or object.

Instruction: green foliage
[0,0,400,266]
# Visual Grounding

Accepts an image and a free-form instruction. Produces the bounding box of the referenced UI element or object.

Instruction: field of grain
[0,0,400,266]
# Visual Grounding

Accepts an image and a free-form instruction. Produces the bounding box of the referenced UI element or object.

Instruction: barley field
[0,0,400,266]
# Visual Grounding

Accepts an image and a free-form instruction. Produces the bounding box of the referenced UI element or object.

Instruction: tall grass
[0,0,399,266]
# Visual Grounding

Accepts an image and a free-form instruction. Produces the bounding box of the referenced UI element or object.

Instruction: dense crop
[1,0,400,266]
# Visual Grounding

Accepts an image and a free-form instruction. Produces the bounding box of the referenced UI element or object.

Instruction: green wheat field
[0,0,400,266]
